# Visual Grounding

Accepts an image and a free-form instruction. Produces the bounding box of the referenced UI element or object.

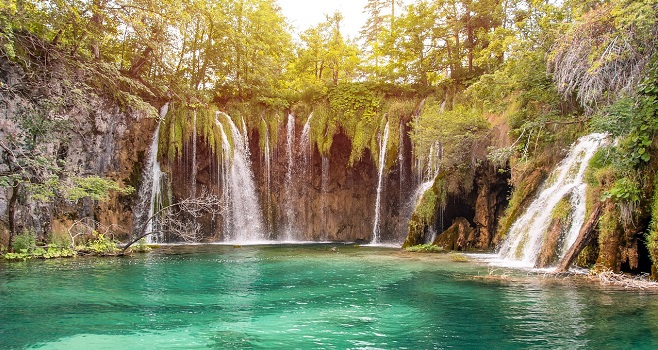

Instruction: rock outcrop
[0,59,157,245]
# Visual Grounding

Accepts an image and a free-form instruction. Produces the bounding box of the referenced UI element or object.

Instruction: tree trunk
[90,0,103,60]
[555,204,603,273]
[129,46,153,77]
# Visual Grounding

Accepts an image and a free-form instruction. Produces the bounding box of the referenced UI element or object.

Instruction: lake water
[1,244,657,349]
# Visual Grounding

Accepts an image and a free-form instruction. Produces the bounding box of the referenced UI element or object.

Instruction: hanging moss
[157,106,190,160]
[402,172,447,248]
[157,104,238,164]
[258,117,269,155]
[646,175,658,279]
[551,196,572,221]
[496,167,547,240]
[597,206,622,271]
[310,104,334,156]
[349,120,372,166]
[536,195,573,268]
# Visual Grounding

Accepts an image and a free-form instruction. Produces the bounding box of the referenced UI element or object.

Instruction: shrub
[12,230,36,252]
[48,231,72,248]
[131,238,152,253]
[87,233,119,255]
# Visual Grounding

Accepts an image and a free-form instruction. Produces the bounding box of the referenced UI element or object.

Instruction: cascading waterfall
[283,114,296,241]
[190,110,198,198]
[321,155,329,240]
[398,122,405,202]
[408,141,442,243]
[371,121,390,244]
[134,103,169,244]
[497,133,609,268]
[262,117,273,236]
[299,113,314,237]
[300,113,313,165]
[216,113,266,242]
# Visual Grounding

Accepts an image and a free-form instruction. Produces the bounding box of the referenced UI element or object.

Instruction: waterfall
[300,113,313,165]
[134,103,169,244]
[407,141,442,243]
[190,110,197,198]
[371,121,390,244]
[321,155,329,240]
[283,114,296,241]
[216,113,266,242]
[262,118,273,236]
[497,133,609,268]
[398,122,405,202]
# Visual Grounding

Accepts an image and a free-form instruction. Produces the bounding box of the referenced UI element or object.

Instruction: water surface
[1,244,656,349]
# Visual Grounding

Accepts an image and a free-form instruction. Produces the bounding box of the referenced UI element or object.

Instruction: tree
[550,0,658,108]
[292,11,361,88]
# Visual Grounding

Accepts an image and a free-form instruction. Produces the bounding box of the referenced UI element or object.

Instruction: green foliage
[158,105,238,164]
[3,251,31,261]
[325,83,384,164]
[328,83,380,123]
[585,147,614,187]
[597,207,622,270]
[3,244,77,260]
[415,187,439,225]
[412,101,489,194]
[404,244,444,253]
[602,177,641,204]
[12,229,36,252]
[131,238,152,253]
[85,233,119,255]
[3,230,76,260]
[550,0,658,107]
[647,175,658,276]
[48,231,72,249]
[31,246,76,259]
[67,176,134,201]
[551,196,572,221]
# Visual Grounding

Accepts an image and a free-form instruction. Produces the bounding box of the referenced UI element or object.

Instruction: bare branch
[121,191,224,252]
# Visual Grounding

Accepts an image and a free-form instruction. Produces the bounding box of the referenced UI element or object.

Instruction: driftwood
[555,204,602,273]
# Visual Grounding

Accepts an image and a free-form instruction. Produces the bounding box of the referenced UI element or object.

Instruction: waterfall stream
[321,155,329,240]
[262,118,273,236]
[371,121,390,244]
[300,113,313,162]
[135,103,169,244]
[283,114,296,241]
[216,113,266,242]
[497,133,609,268]
[190,110,197,198]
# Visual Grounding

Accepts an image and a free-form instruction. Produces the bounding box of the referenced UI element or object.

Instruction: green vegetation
[2,229,125,261]
[3,229,76,261]
[404,244,444,253]
[2,0,658,276]
[450,253,469,262]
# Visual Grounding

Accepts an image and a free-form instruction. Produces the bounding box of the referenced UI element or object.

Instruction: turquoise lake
[1,244,657,349]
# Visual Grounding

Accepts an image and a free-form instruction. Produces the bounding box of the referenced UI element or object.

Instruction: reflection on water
[0,245,657,349]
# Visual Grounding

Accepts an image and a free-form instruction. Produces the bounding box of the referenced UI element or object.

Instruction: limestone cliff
[0,58,157,246]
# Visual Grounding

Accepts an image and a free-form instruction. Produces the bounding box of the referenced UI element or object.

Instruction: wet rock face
[433,217,474,250]
[473,164,510,249]
[0,61,156,241]
[164,118,416,243]
[284,132,377,241]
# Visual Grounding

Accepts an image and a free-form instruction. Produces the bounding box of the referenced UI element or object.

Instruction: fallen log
[555,204,602,273]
